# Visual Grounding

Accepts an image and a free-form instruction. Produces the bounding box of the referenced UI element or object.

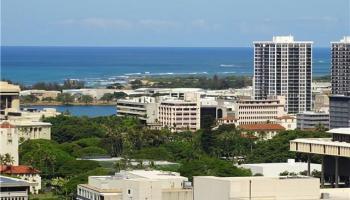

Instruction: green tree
[80,95,94,104]
[100,93,114,102]
[20,95,39,103]
[113,92,128,99]
[56,93,74,104]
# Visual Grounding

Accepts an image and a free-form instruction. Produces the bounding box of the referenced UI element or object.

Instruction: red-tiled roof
[219,116,238,121]
[276,115,295,120]
[0,122,15,128]
[239,123,285,131]
[0,165,40,174]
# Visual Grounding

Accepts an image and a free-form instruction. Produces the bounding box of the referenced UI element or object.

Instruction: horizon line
[0,45,331,48]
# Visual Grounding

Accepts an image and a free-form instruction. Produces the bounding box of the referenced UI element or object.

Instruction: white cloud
[57,18,222,32]
[57,18,132,29]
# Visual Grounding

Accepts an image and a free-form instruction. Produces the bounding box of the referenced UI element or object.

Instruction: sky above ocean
[2,0,349,47]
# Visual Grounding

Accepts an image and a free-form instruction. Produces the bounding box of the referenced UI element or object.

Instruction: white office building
[77,170,192,200]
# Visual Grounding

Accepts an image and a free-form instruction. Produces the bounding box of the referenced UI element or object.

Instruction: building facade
[116,96,158,124]
[329,94,350,128]
[0,176,31,200]
[253,36,312,114]
[290,128,350,188]
[0,81,20,118]
[331,36,350,95]
[194,176,320,200]
[77,170,192,200]
[232,96,286,125]
[0,165,41,194]
[15,121,52,140]
[296,111,330,130]
[158,94,200,132]
[239,123,286,140]
[0,122,19,165]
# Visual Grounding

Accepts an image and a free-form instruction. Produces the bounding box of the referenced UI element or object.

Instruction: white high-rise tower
[253,36,313,114]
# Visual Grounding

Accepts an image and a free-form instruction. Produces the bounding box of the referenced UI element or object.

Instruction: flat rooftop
[292,138,350,148]
[195,176,316,181]
[327,128,350,135]
[0,175,31,187]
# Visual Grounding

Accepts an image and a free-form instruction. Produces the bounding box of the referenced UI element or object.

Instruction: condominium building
[253,36,312,114]
[77,170,193,200]
[194,176,320,200]
[290,128,350,188]
[329,93,350,128]
[0,122,19,165]
[331,36,350,95]
[296,111,330,130]
[232,96,286,125]
[0,176,31,200]
[158,93,200,132]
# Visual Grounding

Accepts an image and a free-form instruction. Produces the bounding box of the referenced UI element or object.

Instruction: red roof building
[239,123,286,131]
[0,165,40,174]
[0,122,16,129]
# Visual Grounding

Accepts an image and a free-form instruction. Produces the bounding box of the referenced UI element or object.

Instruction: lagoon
[22,105,116,117]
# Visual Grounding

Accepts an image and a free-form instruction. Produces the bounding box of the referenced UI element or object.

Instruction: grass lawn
[30,192,60,200]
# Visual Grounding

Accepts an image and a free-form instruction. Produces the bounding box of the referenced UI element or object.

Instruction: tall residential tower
[253,36,312,114]
[331,36,350,95]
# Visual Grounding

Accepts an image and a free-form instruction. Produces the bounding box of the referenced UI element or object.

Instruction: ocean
[1,46,331,86]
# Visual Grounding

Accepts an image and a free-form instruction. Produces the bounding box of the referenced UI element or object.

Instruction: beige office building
[232,96,286,125]
[158,93,200,132]
[194,176,320,200]
[77,170,192,200]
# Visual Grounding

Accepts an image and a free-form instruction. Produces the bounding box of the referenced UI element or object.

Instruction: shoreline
[21,101,117,107]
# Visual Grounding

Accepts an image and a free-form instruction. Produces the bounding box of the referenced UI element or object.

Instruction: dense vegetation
[130,75,252,89]
[21,115,330,199]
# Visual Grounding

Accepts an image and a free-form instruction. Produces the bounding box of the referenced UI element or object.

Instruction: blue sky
[2,0,350,47]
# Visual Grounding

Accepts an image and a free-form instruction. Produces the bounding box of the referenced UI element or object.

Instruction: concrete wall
[194,176,320,200]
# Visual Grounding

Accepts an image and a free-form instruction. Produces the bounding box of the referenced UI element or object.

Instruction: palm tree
[0,154,6,165]
[4,153,14,165]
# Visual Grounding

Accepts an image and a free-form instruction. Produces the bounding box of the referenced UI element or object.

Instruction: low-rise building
[217,116,239,127]
[239,123,285,140]
[194,176,320,200]
[275,115,297,130]
[116,96,158,124]
[77,170,192,200]
[0,122,19,165]
[290,128,350,188]
[0,165,41,194]
[0,81,20,118]
[14,121,51,140]
[231,96,286,125]
[314,94,330,113]
[297,111,330,130]
[20,90,61,100]
[0,175,31,200]
[240,159,321,177]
